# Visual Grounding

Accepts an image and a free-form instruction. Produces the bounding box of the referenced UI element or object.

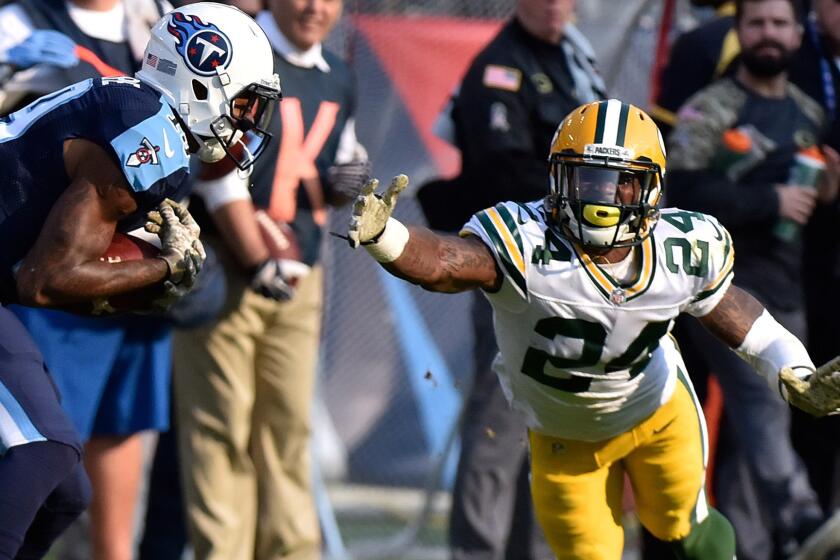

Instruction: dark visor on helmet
[548,160,661,247]
[563,167,653,206]
[209,83,282,170]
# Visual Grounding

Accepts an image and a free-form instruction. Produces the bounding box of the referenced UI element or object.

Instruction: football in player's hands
[89,231,164,315]
[101,231,160,263]
[198,154,238,181]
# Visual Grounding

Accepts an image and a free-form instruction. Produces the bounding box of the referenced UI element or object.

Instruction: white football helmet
[136,2,281,170]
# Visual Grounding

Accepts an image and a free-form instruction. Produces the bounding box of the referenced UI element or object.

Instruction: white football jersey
[462,201,734,441]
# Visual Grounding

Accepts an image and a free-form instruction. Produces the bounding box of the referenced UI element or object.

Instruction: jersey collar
[572,234,657,304]
[256,11,331,73]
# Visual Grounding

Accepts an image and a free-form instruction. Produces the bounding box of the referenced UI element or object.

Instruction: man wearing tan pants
[173,0,370,557]
[174,256,324,560]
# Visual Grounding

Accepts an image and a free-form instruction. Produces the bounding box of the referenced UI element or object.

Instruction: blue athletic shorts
[0,306,82,456]
[10,307,172,440]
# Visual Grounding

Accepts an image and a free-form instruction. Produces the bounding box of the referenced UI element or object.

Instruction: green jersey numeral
[664,238,710,277]
[520,318,671,393]
[661,211,705,233]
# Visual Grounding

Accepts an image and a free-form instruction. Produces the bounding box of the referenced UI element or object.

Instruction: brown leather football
[100,231,160,263]
[90,231,162,315]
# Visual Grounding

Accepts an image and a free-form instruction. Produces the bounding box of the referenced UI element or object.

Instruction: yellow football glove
[780,355,840,417]
[347,175,409,249]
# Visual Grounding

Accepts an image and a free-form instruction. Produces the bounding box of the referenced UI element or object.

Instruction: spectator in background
[173,0,369,557]
[788,0,840,518]
[650,0,737,138]
[644,3,738,558]
[227,0,263,15]
[0,1,171,559]
[666,0,840,558]
[419,0,605,558]
[138,2,268,557]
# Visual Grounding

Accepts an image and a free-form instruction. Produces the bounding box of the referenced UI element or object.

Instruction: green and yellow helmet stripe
[616,102,630,146]
[476,206,527,296]
[593,99,631,146]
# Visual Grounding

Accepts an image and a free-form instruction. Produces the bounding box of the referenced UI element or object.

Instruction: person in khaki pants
[174,257,325,560]
[173,0,369,558]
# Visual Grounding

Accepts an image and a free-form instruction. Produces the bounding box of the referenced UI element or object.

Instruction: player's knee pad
[669,508,735,560]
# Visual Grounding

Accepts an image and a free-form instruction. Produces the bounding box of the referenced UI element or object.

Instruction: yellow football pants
[530,371,708,559]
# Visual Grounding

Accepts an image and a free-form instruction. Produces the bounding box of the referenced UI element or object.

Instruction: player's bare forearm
[16,147,169,306]
[698,284,764,348]
[18,256,169,307]
[382,228,501,293]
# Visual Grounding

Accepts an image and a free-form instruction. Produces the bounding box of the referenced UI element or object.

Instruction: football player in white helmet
[0,6,279,557]
[347,99,840,559]
[137,2,282,170]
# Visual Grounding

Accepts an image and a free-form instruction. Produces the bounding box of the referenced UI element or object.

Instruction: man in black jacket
[667,1,840,557]
[788,0,840,530]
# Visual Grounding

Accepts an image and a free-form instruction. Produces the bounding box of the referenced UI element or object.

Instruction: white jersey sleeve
[657,209,735,317]
[461,201,535,308]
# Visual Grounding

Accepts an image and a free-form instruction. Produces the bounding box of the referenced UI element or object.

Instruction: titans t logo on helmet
[167,11,231,77]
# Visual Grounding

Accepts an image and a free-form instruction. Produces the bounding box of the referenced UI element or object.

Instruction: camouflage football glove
[145,199,206,286]
[780,355,840,417]
[347,174,409,249]
[150,280,192,312]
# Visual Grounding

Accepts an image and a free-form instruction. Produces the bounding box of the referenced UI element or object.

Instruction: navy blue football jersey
[0,76,191,300]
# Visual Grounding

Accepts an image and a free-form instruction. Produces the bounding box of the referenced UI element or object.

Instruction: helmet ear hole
[192,80,208,101]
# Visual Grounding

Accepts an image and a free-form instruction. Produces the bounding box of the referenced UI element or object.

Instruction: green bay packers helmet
[547,99,666,248]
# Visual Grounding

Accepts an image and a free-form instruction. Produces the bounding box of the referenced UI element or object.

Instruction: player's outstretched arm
[348,175,501,293]
[699,284,840,416]
[16,140,196,307]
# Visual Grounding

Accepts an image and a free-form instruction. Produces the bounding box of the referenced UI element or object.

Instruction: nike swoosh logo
[162,129,175,158]
[652,418,676,435]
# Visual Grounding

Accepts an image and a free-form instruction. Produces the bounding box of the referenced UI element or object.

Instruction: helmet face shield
[564,167,652,208]
[230,83,279,132]
[551,156,662,247]
[208,82,281,170]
